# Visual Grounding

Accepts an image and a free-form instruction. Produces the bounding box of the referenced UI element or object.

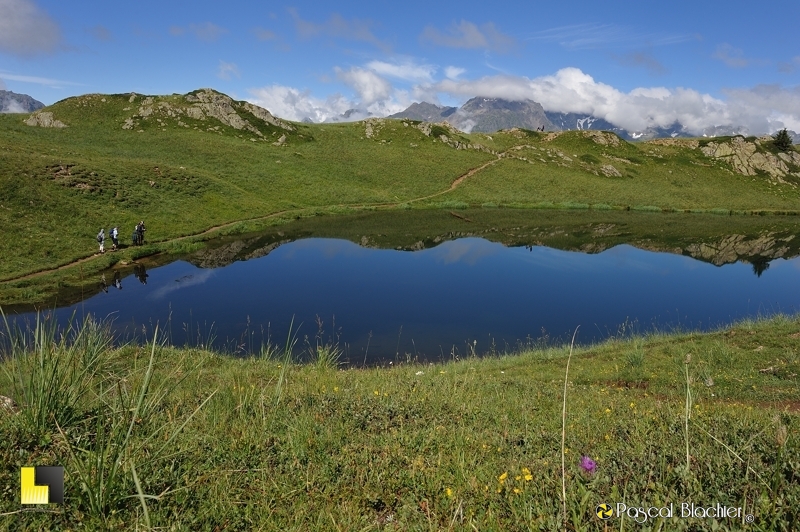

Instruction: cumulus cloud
[420,20,515,53]
[723,84,800,133]
[289,9,389,51]
[335,66,393,105]
[217,60,240,80]
[251,64,799,135]
[0,0,61,56]
[88,25,112,42]
[248,85,354,122]
[712,43,749,68]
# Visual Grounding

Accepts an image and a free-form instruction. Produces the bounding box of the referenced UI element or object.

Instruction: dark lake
[6,225,800,365]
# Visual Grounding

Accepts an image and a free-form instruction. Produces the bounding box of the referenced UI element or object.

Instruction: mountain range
[389,96,798,143]
[0,90,45,113]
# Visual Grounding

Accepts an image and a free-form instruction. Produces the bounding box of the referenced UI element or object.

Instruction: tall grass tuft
[0,310,112,436]
[58,324,216,524]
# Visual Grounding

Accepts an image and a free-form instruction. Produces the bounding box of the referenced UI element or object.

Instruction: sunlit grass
[1,313,798,529]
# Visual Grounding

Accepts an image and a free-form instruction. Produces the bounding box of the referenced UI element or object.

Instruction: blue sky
[1,0,799,133]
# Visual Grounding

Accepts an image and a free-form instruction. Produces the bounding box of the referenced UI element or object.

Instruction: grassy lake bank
[1,314,798,530]
[2,91,800,305]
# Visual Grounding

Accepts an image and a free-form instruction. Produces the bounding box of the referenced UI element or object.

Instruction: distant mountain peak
[0,90,45,113]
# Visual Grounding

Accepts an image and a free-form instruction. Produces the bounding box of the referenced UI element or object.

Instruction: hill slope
[1,88,800,292]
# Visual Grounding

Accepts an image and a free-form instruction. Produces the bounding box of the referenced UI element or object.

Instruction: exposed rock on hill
[699,136,800,182]
[122,89,294,137]
[1,90,45,113]
[24,111,67,128]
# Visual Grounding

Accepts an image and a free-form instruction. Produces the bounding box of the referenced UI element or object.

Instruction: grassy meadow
[1,89,800,306]
[1,90,800,529]
[0,314,798,530]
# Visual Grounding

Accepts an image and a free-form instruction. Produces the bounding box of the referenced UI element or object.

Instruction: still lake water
[9,237,800,364]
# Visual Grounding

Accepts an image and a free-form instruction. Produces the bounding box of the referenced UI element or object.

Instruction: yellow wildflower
[522,468,533,481]
[513,488,521,494]
[445,487,453,498]
[498,472,508,483]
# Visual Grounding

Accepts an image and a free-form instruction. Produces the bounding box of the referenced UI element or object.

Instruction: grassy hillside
[0,314,797,529]
[1,89,800,299]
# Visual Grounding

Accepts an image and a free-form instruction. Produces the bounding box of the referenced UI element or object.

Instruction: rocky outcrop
[582,130,621,147]
[684,233,795,266]
[24,111,67,128]
[122,89,294,137]
[600,164,622,177]
[700,136,800,182]
[363,117,385,139]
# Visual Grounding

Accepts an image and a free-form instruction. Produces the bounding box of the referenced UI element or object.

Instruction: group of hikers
[96,221,146,253]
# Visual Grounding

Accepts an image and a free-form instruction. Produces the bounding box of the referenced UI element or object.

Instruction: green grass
[2,91,800,297]
[0,314,798,529]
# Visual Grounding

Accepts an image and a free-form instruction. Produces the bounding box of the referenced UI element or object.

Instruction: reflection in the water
[6,237,799,365]
[134,264,149,285]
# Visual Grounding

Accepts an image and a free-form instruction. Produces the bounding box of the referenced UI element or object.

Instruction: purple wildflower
[580,455,597,474]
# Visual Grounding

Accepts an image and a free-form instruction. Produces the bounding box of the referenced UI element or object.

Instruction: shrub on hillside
[772,128,793,152]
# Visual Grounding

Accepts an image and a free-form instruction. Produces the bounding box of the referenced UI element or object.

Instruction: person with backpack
[110,227,119,251]
[97,228,105,253]
[136,221,146,245]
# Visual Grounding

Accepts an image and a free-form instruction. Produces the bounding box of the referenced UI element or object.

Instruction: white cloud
[251,64,800,135]
[528,23,694,50]
[723,84,800,133]
[0,70,77,88]
[366,60,436,83]
[420,20,515,53]
[248,85,353,122]
[217,60,240,80]
[444,66,465,80]
[3,100,25,113]
[335,66,393,105]
[0,0,61,56]
[429,67,800,134]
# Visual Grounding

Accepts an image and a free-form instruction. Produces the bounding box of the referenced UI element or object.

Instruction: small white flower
[415,371,424,376]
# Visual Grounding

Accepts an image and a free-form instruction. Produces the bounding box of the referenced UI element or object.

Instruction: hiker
[136,221,146,245]
[97,228,105,253]
[110,226,119,251]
